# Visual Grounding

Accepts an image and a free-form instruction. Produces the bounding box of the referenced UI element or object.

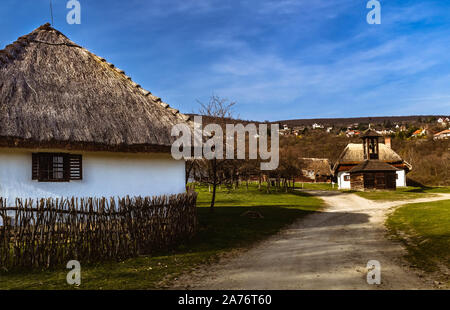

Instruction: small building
[348,160,399,191]
[412,129,427,137]
[333,132,412,190]
[437,117,449,126]
[349,131,400,191]
[312,123,324,129]
[434,129,450,140]
[292,126,306,136]
[346,130,360,137]
[0,24,190,201]
[298,158,332,183]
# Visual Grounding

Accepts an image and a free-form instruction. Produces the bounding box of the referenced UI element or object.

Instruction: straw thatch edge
[0,137,171,154]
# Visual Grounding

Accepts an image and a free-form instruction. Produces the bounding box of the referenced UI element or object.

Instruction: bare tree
[197,95,236,212]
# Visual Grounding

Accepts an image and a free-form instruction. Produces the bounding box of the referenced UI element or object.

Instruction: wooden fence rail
[0,192,197,270]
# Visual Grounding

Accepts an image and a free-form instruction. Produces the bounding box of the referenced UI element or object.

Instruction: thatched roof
[333,143,412,173]
[349,160,400,173]
[300,158,332,175]
[0,24,191,153]
[336,143,403,163]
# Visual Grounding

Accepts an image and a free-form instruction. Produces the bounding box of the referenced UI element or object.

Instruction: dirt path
[173,191,450,290]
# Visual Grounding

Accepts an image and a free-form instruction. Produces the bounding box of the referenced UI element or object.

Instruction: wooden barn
[0,24,191,201]
[334,130,412,190]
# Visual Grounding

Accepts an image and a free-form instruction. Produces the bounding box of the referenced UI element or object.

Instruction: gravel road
[173,191,450,290]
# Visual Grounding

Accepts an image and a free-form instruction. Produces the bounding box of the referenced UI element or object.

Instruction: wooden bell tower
[362,130,381,160]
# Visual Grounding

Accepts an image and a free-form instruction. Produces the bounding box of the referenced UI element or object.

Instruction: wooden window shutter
[68,154,83,180]
[32,153,39,180]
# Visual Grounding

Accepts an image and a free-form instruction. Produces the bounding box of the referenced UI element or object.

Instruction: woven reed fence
[0,192,197,270]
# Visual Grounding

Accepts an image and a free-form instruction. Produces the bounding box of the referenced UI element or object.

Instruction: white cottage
[333,136,412,190]
[0,24,190,201]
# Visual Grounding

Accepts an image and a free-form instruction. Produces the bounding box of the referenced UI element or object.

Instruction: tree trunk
[210,158,217,212]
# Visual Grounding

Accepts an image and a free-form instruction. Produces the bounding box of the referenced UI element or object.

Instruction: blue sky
[1,0,449,121]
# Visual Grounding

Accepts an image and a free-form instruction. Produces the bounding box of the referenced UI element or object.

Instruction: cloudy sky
[1,0,449,121]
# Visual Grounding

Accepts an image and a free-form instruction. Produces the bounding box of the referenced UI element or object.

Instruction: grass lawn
[355,186,450,201]
[386,199,450,285]
[294,182,338,191]
[0,185,322,290]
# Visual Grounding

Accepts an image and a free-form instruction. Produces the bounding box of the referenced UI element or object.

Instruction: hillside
[275,115,448,127]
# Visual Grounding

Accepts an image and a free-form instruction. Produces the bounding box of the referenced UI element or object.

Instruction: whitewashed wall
[337,172,351,189]
[338,170,407,189]
[396,170,406,187]
[0,148,186,202]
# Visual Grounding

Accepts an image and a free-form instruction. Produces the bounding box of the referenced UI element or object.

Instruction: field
[386,199,450,286]
[0,185,322,290]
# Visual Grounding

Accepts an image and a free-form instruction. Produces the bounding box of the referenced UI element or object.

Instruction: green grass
[420,186,450,194]
[386,199,450,286]
[196,183,324,209]
[294,182,338,191]
[355,186,450,201]
[0,185,323,290]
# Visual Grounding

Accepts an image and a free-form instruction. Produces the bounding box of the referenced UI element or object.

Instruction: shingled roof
[349,160,400,173]
[0,24,190,153]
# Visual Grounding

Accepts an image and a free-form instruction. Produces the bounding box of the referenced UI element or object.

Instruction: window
[32,153,82,182]
[344,175,350,182]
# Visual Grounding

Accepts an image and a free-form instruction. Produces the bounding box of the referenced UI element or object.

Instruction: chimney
[384,136,392,148]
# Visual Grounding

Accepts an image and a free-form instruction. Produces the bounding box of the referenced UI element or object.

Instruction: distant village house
[434,129,450,140]
[298,158,332,183]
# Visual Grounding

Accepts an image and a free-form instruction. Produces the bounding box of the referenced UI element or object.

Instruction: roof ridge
[0,23,76,63]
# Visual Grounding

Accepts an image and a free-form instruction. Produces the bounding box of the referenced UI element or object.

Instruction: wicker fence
[0,192,197,270]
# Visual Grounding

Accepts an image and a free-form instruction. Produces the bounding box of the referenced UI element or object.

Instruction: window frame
[32,153,83,183]
[344,175,351,182]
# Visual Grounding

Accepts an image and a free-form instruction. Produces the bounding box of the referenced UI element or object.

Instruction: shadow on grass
[173,206,315,254]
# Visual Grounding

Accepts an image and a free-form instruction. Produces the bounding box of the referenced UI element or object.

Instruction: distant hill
[274,115,449,127]
[187,113,263,125]
[187,114,449,127]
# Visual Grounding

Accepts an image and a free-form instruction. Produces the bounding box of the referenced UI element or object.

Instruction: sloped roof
[349,160,400,173]
[300,158,332,175]
[336,143,403,163]
[434,129,450,136]
[0,24,190,153]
